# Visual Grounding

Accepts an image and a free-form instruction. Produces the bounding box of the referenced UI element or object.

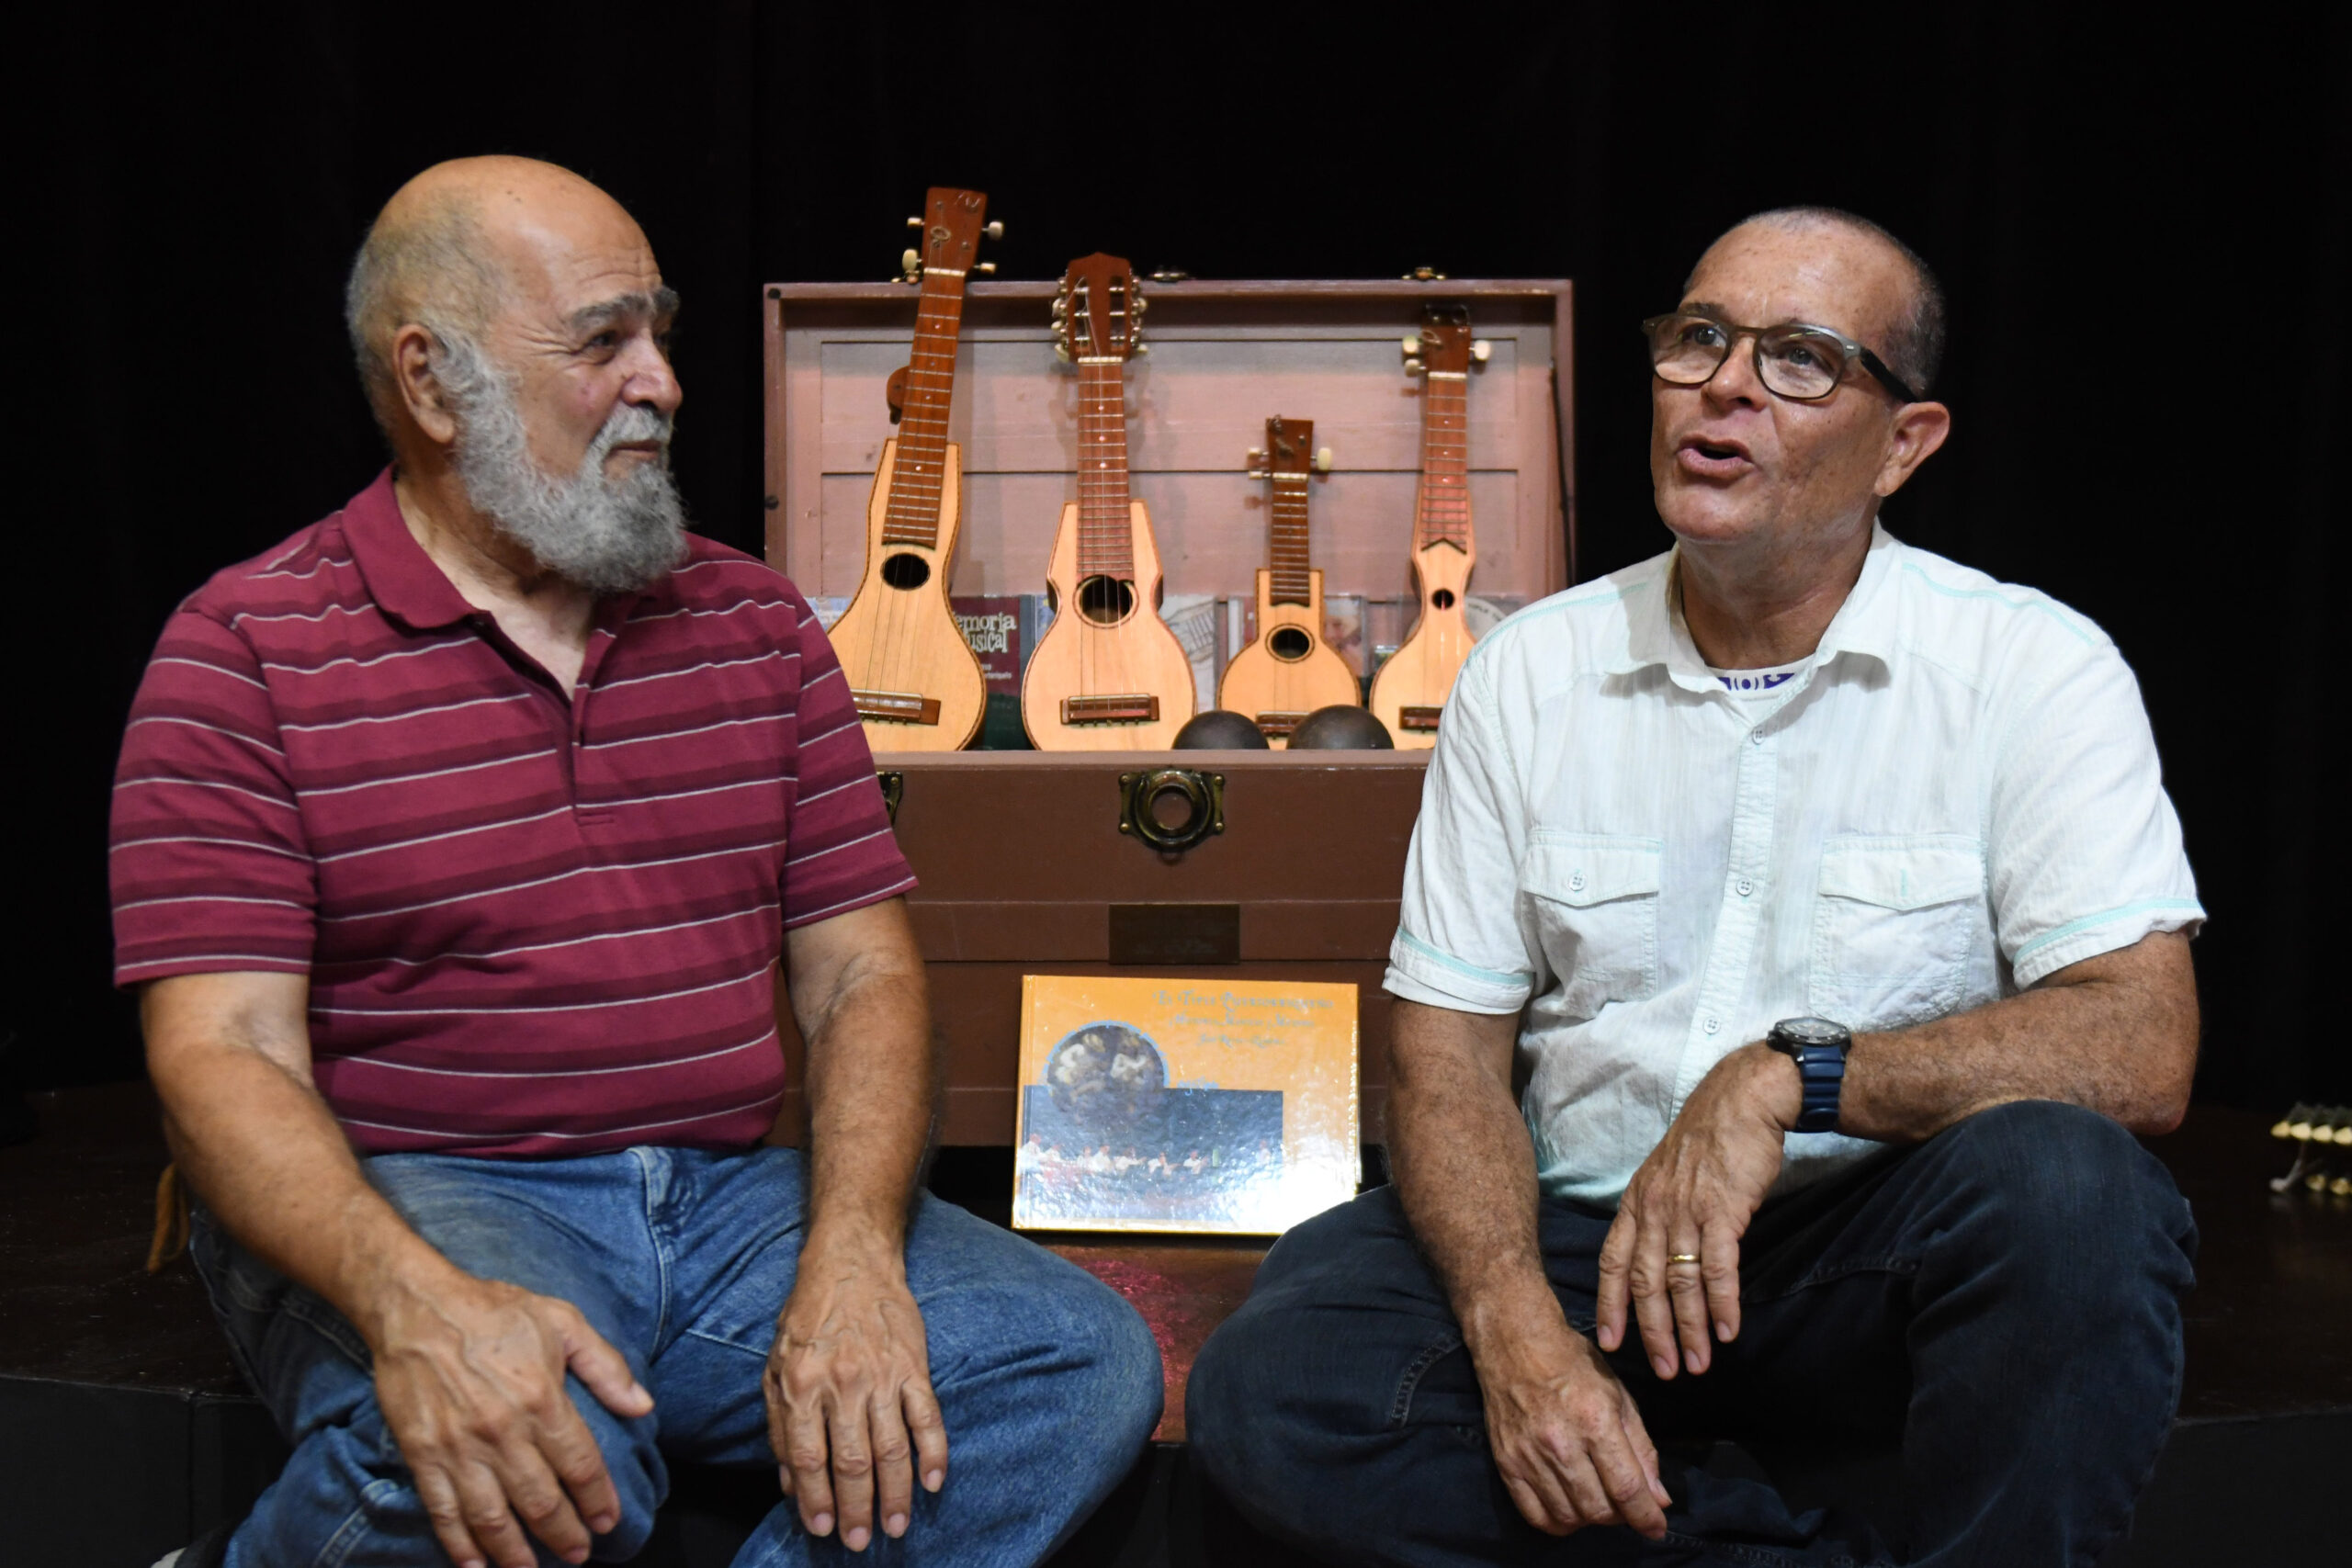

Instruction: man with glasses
[1188,208,2202,1564]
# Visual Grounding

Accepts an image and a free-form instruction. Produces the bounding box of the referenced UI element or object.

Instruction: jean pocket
[1808,835,1984,1030]
[1526,833,1664,1019]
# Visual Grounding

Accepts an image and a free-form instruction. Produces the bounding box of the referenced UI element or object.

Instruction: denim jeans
[192,1145,1164,1566]
[1187,1101,2196,1566]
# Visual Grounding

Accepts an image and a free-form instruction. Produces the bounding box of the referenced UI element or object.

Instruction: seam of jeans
[634,1146,676,1353]
[316,1477,403,1568]
[1387,1332,1464,1428]
[680,1325,771,1359]
[1743,1252,1919,1304]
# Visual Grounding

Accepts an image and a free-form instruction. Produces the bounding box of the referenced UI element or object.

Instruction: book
[1012,975,1360,1235]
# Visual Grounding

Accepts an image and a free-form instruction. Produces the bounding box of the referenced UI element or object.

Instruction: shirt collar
[341,466,673,634]
[342,468,477,631]
[1611,521,1906,692]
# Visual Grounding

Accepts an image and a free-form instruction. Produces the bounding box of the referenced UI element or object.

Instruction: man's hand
[369,1269,653,1568]
[765,1241,946,1551]
[1468,1290,1672,1539]
[1597,1043,1800,1380]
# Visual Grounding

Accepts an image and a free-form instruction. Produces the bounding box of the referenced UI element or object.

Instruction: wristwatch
[1767,1017,1850,1134]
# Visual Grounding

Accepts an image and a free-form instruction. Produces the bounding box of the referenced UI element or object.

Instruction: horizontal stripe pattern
[111,469,913,1156]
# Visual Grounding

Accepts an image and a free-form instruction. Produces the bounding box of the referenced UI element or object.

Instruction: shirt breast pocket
[1808,836,1985,1031]
[1525,834,1664,1021]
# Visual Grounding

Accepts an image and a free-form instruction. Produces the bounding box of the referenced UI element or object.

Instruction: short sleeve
[1989,637,2203,986]
[1385,650,1538,1013]
[110,609,318,983]
[777,590,917,928]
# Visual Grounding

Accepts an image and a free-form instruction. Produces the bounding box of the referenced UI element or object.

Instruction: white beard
[445,344,688,594]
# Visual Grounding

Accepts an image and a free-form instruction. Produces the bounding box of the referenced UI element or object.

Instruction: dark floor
[3,1085,2347,1565]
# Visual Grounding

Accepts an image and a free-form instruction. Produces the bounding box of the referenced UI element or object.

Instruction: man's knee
[1928,1100,2195,1297]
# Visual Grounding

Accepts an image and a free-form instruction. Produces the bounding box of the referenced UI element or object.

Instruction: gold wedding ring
[1668,1252,1702,1264]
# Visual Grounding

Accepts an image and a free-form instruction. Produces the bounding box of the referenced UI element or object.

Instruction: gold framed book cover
[1012,975,1360,1235]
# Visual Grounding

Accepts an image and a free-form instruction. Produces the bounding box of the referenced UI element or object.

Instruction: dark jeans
[1187,1101,2196,1567]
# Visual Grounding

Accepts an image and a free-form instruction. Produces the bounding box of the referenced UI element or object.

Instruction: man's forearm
[797,946,937,1261]
[153,1032,462,1342]
[1839,931,2198,1144]
[1385,999,1560,1354]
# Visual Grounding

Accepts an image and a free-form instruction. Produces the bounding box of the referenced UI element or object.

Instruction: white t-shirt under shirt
[1385,526,2203,1205]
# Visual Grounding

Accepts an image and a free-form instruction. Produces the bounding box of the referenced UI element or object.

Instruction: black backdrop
[27,4,2343,1106]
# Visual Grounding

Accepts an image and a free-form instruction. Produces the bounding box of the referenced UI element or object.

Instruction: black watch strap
[1768,1017,1849,1134]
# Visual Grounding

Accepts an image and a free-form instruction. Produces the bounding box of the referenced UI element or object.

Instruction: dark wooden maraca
[1171,710,1272,750]
[1286,705,1395,750]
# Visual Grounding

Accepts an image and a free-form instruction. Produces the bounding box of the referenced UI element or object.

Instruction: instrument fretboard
[881,266,971,548]
[1416,369,1472,549]
[1267,472,1314,605]
[1075,358,1136,580]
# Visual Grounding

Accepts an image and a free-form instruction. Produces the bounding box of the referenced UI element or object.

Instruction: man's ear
[1874,400,1952,498]
[390,323,460,447]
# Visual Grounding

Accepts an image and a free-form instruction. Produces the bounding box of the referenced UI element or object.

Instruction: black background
[27,4,2343,1106]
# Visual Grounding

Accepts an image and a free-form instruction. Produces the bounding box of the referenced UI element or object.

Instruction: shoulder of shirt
[170,513,363,632]
[662,534,810,612]
[1880,538,2117,671]
[1457,549,1672,687]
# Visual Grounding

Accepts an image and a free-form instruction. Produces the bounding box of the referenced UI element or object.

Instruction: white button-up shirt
[1385,526,2203,1205]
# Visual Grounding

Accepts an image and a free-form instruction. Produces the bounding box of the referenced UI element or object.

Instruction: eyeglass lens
[1650,315,1851,400]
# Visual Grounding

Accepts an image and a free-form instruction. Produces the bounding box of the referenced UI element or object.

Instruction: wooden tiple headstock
[1054,254,1146,364]
[905,187,999,282]
[1407,303,1477,377]
[1266,415,1317,478]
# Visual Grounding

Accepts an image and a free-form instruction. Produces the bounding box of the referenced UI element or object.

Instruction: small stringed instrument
[826,187,1001,750]
[1216,415,1362,747]
[1369,305,1487,748]
[1021,254,1197,750]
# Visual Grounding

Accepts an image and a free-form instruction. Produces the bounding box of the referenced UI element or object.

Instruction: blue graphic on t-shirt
[1718,671,1798,694]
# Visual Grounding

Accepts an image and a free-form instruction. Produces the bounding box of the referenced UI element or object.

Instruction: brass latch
[1118,768,1225,853]
[876,769,904,824]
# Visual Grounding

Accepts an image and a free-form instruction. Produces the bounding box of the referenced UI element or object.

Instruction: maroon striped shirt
[109,469,914,1156]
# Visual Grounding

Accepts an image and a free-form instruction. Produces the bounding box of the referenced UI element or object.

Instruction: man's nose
[620,335,684,414]
[1700,338,1768,409]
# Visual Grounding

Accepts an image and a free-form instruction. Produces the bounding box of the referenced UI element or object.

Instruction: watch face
[1777,1017,1847,1049]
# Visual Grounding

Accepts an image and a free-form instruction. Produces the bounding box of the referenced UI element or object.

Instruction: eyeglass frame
[1640,311,1924,405]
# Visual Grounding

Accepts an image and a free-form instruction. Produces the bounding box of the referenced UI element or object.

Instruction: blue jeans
[1187,1101,2196,1566]
[192,1145,1163,1566]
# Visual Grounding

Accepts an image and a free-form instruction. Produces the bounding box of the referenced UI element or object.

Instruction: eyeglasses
[1641,312,1922,404]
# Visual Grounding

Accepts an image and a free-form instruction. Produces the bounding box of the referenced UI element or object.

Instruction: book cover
[951,595,1028,693]
[1012,976,1360,1236]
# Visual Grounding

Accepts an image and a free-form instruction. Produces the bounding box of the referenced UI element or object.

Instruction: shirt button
[1703,1015,1722,1034]
[1736,877,1755,897]
[1750,730,1765,746]
[1568,871,1586,892]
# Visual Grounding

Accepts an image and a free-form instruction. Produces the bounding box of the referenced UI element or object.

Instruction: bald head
[1692,208,1947,395]
[344,157,649,432]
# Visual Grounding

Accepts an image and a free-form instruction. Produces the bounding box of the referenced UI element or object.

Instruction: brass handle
[1119,769,1226,853]
[876,769,904,825]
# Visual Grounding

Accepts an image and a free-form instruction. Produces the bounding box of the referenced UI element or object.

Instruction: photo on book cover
[1012,975,1359,1236]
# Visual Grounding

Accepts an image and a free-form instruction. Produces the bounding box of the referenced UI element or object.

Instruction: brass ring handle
[1118,769,1226,853]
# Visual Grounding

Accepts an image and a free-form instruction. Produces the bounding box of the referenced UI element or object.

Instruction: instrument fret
[1075,358,1136,581]
[1415,370,1472,549]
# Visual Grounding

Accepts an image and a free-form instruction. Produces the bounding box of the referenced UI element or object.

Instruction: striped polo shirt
[109,469,914,1157]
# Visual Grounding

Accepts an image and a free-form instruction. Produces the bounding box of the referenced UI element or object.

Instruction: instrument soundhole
[1430,588,1456,610]
[1076,575,1136,626]
[880,552,932,591]
[1268,626,1313,660]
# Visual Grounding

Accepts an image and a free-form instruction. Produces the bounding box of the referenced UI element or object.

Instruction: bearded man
[1187,209,2203,1565]
[116,157,1160,1568]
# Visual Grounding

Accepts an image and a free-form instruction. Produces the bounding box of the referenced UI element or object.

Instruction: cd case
[1012,975,1361,1235]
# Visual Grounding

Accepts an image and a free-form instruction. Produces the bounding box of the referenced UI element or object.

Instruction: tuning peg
[1132,296,1148,314]
[907,217,923,229]
[1316,446,1334,473]
[901,247,921,273]
[1051,296,1069,319]
[984,220,1004,241]
[1054,343,1072,363]
[1403,265,1448,282]
[1403,357,1424,375]
[1132,343,1149,355]
[975,261,996,274]
[1401,333,1422,356]
[1471,339,1493,363]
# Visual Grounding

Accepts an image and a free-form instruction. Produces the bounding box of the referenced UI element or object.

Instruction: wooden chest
[761,278,1577,1145]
